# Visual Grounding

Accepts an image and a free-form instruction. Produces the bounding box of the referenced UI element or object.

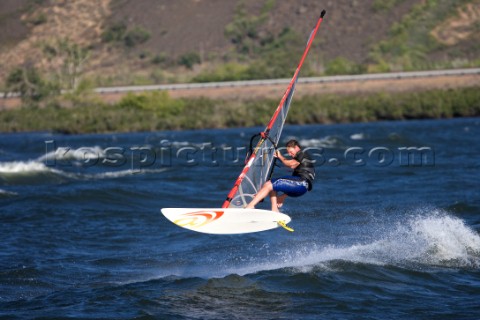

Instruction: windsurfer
[245,139,315,212]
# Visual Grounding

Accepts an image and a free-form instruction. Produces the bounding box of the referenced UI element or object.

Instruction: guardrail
[2,68,479,98]
[93,68,480,94]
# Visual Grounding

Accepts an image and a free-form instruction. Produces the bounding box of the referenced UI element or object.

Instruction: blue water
[1,118,479,319]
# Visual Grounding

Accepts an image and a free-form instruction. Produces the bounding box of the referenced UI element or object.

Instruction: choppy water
[1,118,479,319]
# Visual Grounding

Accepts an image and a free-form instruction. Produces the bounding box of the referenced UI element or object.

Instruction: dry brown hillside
[0,0,479,88]
[432,2,480,45]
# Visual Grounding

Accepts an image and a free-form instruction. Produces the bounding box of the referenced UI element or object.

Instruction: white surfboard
[161,208,293,234]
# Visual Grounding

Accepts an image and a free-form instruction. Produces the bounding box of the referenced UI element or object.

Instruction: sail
[222,11,326,209]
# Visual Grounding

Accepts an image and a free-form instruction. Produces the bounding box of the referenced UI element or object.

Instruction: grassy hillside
[0,0,479,134]
[0,0,479,92]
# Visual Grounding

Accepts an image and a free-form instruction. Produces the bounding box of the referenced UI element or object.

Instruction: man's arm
[275,150,300,169]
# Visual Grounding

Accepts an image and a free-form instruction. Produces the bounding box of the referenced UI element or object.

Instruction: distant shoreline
[1,69,479,110]
[0,83,479,134]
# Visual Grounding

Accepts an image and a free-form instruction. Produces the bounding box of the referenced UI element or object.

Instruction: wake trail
[226,209,480,277]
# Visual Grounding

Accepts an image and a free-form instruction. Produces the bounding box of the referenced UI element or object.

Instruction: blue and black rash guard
[292,150,315,190]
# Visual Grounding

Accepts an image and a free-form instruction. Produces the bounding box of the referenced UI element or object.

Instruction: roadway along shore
[1,68,479,108]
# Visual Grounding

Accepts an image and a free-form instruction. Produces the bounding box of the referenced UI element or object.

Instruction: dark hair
[286,139,301,148]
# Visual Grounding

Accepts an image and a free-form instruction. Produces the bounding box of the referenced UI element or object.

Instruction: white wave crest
[229,211,480,276]
[408,213,480,264]
[0,160,80,182]
[38,146,107,163]
[0,161,52,174]
[297,136,345,149]
[83,168,169,179]
[0,159,168,181]
[0,188,17,196]
[350,133,366,140]
[310,212,479,270]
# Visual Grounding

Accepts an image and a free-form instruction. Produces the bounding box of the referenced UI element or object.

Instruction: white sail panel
[228,80,297,208]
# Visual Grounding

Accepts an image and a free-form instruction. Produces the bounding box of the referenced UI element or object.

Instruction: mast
[222,10,327,209]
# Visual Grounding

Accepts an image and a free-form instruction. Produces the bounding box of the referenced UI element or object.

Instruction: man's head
[285,139,301,157]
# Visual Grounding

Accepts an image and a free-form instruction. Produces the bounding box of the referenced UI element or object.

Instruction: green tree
[5,65,59,103]
[42,38,90,90]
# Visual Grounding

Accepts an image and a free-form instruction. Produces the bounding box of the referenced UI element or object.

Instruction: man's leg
[245,181,273,209]
[277,194,288,208]
[269,190,279,212]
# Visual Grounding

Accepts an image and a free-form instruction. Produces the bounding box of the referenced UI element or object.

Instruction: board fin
[277,220,294,232]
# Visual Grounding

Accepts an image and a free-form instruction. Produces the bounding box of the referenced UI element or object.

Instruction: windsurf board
[161,208,292,234]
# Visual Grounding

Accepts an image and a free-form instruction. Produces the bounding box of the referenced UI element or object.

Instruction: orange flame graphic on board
[174,210,224,228]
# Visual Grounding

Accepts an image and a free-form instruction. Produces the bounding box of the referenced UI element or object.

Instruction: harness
[293,150,315,190]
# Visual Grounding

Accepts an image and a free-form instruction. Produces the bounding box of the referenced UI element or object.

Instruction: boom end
[320,10,326,18]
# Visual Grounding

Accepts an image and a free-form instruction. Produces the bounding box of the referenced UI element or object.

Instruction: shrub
[192,62,250,82]
[178,52,201,69]
[124,27,151,47]
[151,53,167,65]
[102,22,150,48]
[117,91,185,117]
[102,22,127,43]
[325,57,366,75]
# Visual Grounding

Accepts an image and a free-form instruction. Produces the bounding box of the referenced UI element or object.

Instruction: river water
[1,118,479,319]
